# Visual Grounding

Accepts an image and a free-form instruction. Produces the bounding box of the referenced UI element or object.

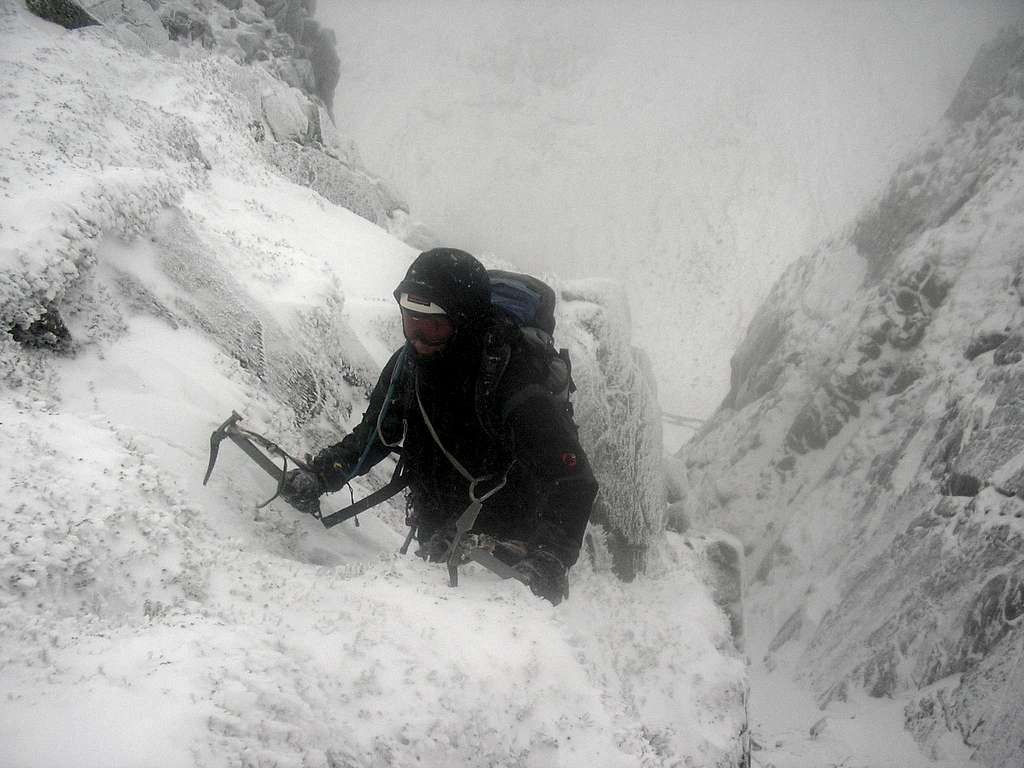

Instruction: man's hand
[280,468,324,515]
[417,527,468,563]
[306,447,354,493]
[513,549,568,605]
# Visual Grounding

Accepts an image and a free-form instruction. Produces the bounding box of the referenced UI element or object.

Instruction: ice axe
[203,411,305,508]
[203,411,408,527]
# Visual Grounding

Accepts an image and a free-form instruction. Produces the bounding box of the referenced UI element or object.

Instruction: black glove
[307,447,352,493]
[513,549,568,605]
[416,527,457,563]
[417,529,502,564]
[280,468,324,515]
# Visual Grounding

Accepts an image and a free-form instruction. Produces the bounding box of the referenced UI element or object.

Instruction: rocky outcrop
[25,0,98,29]
[24,0,428,244]
[28,0,339,103]
[237,75,410,231]
[676,25,1024,768]
[7,304,72,351]
[262,141,405,227]
[559,279,665,580]
[852,31,1024,282]
[140,208,377,422]
[83,0,170,49]
[152,0,339,110]
[171,1,421,241]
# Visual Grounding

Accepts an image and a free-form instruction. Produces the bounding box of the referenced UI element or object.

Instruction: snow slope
[0,4,744,766]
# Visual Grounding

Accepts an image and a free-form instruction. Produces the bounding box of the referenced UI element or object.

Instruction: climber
[280,248,598,604]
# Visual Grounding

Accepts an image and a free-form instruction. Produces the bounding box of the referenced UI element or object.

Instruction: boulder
[235,30,262,61]
[7,305,72,351]
[307,24,339,110]
[262,142,401,226]
[261,87,309,143]
[276,57,316,94]
[25,0,98,29]
[77,0,171,51]
[559,281,665,580]
[159,6,214,48]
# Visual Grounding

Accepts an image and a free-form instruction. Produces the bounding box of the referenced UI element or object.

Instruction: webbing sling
[316,348,411,528]
[317,457,408,529]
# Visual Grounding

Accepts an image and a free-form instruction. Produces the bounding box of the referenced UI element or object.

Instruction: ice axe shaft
[446,499,483,587]
[466,549,529,584]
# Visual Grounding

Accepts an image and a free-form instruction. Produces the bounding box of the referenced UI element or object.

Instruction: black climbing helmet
[394,248,492,329]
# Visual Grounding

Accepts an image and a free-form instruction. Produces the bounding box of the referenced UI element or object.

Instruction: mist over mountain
[322,0,1020,421]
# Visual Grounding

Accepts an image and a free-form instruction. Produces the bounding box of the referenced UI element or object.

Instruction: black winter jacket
[313,328,598,567]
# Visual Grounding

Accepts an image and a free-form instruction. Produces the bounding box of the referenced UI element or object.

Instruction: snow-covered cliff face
[21,0,418,238]
[677,25,1024,767]
[31,0,340,108]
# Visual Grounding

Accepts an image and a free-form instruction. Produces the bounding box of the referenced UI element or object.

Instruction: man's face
[401,308,455,356]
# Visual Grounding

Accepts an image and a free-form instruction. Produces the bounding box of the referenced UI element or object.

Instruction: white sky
[323,1,1021,421]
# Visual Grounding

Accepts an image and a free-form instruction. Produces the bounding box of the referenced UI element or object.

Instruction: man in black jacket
[281,248,597,604]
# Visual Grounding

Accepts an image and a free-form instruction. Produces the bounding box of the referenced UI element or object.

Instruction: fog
[322,1,1020,430]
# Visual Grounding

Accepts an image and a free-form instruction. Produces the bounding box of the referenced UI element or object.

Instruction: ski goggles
[401,308,455,347]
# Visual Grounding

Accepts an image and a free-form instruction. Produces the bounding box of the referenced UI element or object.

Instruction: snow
[748,664,975,768]
[0,4,743,766]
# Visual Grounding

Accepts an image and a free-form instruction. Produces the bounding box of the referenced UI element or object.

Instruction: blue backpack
[489,270,557,335]
[476,271,576,443]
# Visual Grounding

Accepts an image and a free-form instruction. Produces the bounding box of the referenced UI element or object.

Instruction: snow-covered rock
[260,85,310,142]
[80,0,171,52]
[18,0,431,253]
[559,279,665,580]
[263,141,406,228]
[22,0,97,29]
[678,24,1024,768]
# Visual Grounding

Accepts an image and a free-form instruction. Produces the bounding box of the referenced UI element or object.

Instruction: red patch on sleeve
[560,452,578,469]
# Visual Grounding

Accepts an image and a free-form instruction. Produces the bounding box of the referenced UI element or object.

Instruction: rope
[414,369,511,503]
[375,346,409,450]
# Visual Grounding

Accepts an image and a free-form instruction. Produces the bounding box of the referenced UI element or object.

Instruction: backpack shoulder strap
[499,382,560,424]
[317,457,410,528]
[475,320,515,443]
